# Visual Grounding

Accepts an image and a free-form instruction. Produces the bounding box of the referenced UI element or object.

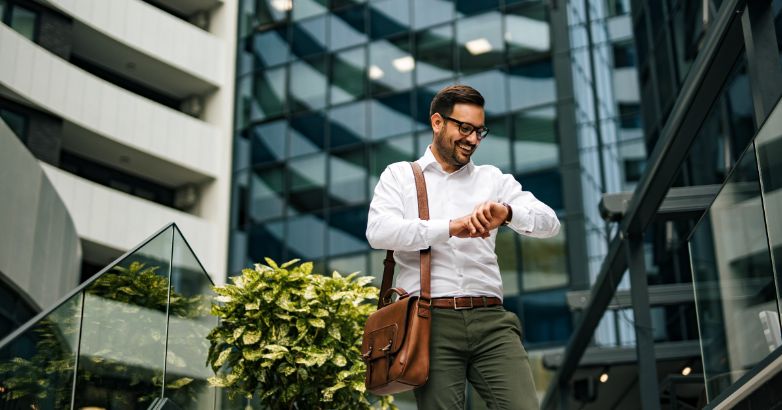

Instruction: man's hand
[449,202,509,238]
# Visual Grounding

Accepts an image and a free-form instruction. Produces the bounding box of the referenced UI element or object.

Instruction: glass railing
[688,102,782,401]
[0,224,217,409]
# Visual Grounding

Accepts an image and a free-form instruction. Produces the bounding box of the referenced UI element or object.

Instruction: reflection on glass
[289,153,327,212]
[520,169,564,211]
[521,220,566,291]
[165,230,217,409]
[331,5,367,51]
[370,92,413,139]
[455,0,498,16]
[689,144,775,400]
[290,58,327,111]
[461,70,507,115]
[291,15,327,57]
[370,35,414,95]
[512,106,558,174]
[10,5,36,41]
[329,148,367,205]
[755,100,782,301]
[472,115,510,172]
[330,47,366,105]
[292,0,327,21]
[250,167,285,222]
[416,25,454,85]
[412,0,453,29]
[289,112,326,157]
[415,80,454,129]
[251,120,286,165]
[328,206,370,255]
[329,101,367,148]
[0,295,82,409]
[252,68,287,121]
[328,253,368,277]
[457,12,504,73]
[505,3,550,61]
[369,134,415,189]
[519,289,572,345]
[239,0,287,36]
[248,27,288,70]
[369,0,410,38]
[248,220,285,263]
[74,228,174,409]
[495,227,520,296]
[287,213,326,259]
[508,59,555,110]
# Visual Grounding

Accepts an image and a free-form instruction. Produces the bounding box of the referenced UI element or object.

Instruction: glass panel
[250,167,285,222]
[369,134,415,189]
[457,12,504,74]
[331,5,367,51]
[10,6,36,41]
[289,111,326,157]
[248,220,286,262]
[0,295,82,409]
[369,0,410,38]
[755,100,782,307]
[519,288,572,345]
[496,227,520,296]
[507,59,555,110]
[521,219,567,290]
[505,2,549,61]
[471,115,511,172]
[689,144,775,400]
[412,0,453,29]
[251,67,287,121]
[164,227,217,408]
[248,27,288,72]
[328,206,370,255]
[328,253,368,277]
[519,168,564,212]
[289,153,327,212]
[290,57,327,111]
[329,101,367,148]
[74,227,174,409]
[370,91,413,139]
[369,35,413,95]
[456,0,499,16]
[292,0,328,20]
[287,213,326,260]
[250,120,286,165]
[329,148,367,206]
[241,0,288,35]
[415,24,454,85]
[0,108,28,142]
[512,106,558,174]
[460,70,508,115]
[330,47,366,105]
[333,0,366,8]
[291,15,327,57]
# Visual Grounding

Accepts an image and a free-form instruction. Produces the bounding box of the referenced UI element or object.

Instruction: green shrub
[206,259,395,409]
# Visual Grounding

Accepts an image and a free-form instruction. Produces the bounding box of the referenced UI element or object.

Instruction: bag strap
[376,162,432,309]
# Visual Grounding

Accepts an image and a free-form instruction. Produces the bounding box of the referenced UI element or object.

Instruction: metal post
[626,234,661,410]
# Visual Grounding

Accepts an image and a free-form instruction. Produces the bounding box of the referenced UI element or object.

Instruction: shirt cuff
[509,204,534,233]
[424,219,451,246]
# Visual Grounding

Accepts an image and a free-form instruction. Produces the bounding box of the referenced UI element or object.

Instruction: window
[612,42,636,68]
[2,2,38,41]
[330,47,366,105]
[289,111,326,157]
[415,24,454,85]
[0,108,28,143]
[457,12,504,73]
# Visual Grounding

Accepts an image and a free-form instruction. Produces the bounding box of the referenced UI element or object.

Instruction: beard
[433,128,473,169]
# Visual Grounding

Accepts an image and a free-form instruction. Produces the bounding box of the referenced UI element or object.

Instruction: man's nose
[465,130,480,145]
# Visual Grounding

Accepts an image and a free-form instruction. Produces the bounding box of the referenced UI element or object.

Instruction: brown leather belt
[430,296,503,310]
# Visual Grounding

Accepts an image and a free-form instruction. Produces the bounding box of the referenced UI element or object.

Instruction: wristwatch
[501,202,513,226]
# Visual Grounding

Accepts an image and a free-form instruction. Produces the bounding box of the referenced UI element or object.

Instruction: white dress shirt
[366,146,561,299]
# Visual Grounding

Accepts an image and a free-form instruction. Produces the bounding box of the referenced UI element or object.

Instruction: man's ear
[431,113,444,133]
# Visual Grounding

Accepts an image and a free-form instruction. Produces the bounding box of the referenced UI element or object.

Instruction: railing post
[626,233,661,410]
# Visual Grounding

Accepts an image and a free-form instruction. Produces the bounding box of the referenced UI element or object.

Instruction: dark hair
[429,85,485,117]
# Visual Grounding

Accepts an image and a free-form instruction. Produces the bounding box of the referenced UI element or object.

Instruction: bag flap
[362,296,417,360]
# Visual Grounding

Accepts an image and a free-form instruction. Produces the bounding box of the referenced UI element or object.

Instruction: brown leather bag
[361,162,432,395]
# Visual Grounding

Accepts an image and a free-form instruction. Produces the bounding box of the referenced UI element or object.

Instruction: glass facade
[231,0,643,404]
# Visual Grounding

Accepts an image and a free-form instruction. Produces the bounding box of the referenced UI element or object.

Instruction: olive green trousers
[413,306,539,410]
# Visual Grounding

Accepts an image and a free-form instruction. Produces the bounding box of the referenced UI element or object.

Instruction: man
[366,85,560,409]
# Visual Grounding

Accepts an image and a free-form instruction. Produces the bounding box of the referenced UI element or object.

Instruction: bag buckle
[453,297,473,310]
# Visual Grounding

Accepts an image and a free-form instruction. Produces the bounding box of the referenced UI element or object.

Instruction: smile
[456,142,474,154]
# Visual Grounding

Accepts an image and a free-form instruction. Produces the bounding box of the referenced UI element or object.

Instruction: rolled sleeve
[424,219,451,246]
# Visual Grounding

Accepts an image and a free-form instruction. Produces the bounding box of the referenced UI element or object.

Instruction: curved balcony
[0,24,220,185]
[0,118,80,310]
[42,0,224,97]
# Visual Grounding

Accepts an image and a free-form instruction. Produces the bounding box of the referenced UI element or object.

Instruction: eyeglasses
[442,115,490,140]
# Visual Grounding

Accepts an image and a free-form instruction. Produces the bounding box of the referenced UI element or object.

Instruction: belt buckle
[453,297,473,310]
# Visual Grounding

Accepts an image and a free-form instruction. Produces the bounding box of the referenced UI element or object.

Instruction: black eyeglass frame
[441,115,490,140]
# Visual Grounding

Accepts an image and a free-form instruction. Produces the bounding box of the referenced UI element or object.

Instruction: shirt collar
[416,145,475,174]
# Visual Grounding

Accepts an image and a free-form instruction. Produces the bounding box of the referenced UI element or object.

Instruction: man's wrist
[501,202,512,225]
